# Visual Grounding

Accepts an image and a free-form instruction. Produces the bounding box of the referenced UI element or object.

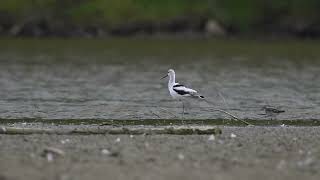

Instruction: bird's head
[161,69,175,79]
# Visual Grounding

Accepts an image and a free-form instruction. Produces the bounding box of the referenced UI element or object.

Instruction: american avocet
[161,69,204,116]
[160,69,250,125]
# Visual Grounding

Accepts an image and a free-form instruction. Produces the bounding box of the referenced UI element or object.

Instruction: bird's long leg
[203,99,252,125]
[182,101,185,119]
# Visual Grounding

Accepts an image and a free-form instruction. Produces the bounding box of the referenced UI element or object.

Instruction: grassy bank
[1,0,320,37]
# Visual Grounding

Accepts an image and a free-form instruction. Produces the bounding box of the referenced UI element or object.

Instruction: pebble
[230,133,237,138]
[178,153,185,160]
[61,139,70,144]
[208,135,215,141]
[115,137,121,143]
[101,149,111,155]
[42,147,65,162]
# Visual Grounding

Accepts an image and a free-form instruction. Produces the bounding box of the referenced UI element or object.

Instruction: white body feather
[166,69,203,99]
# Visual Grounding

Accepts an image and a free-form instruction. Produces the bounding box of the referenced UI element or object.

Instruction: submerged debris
[160,127,222,135]
[0,126,222,135]
[0,127,53,134]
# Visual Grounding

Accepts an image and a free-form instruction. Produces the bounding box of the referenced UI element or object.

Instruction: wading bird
[260,105,285,119]
[161,69,251,125]
[161,69,204,116]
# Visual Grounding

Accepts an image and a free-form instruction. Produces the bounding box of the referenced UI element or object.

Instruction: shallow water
[0,38,319,121]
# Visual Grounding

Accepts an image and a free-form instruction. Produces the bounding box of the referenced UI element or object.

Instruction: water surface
[0,38,319,121]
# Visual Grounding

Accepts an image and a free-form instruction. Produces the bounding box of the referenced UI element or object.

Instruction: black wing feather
[173,88,190,95]
[173,84,184,88]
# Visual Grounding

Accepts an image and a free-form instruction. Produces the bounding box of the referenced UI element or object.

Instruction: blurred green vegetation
[1,0,320,35]
[0,0,209,25]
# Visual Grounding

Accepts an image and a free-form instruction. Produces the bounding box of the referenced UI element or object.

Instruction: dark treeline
[1,0,320,38]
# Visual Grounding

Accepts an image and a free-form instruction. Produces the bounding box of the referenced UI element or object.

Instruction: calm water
[0,38,319,120]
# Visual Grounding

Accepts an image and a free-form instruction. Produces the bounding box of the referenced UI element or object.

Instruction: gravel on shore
[0,126,319,180]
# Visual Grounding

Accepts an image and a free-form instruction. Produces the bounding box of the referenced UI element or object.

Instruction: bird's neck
[168,74,175,86]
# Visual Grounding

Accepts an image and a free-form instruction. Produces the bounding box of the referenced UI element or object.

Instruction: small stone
[178,153,185,160]
[46,153,54,162]
[130,135,134,138]
[42,147,65,162]
[205,20,226,36]
[43,147,65,156]
[230,133,237,138]
[208,134,215,141]
[1,127,6,132]
[61,139,70,144]
[101,149,111,155]
[115,137,121,143]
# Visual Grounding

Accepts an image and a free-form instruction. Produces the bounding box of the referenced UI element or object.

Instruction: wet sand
[0,126,320,180]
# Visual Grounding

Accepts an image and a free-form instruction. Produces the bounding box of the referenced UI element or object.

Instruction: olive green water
[0,38,319,125]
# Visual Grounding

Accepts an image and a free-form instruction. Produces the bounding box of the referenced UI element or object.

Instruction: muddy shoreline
[1,126,320,180]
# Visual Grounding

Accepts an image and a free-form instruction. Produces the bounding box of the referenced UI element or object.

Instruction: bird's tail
[191,94,205,99]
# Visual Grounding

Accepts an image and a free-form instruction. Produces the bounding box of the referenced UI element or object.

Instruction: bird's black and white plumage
[161,69,204,116]
[172,83,204,98]
[162,69,204,99]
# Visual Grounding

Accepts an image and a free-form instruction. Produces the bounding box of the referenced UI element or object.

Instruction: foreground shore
[0,125,319,180]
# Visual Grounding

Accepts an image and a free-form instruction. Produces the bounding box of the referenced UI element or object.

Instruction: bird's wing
[173,84,197,96]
